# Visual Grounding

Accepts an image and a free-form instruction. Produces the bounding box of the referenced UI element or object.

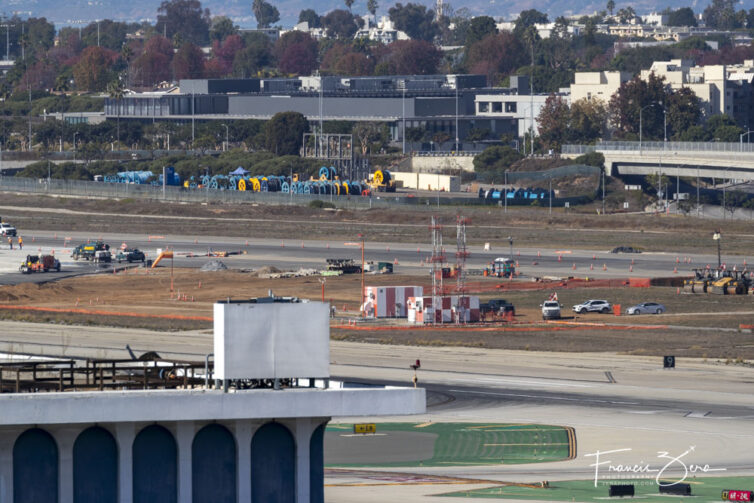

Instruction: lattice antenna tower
[429,215,446,323]
[436,0,444,20]
[455,215,470,303]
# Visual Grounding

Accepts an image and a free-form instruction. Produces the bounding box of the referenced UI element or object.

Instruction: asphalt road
[0,228,737,286]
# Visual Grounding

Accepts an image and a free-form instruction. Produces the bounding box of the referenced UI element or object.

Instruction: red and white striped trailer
[362,286,423,318]
[407,296,480,324]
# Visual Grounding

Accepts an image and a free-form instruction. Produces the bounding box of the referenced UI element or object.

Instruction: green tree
[209,16,238,42]
[513,9,548,36]
[465,16,496,46]
[667,7,697,26]
[388,3,438,41]
[472,145,523,182]
[703,0,739,29]
[616,6,636,23]
[107,79,124,147]
[569,99,607,144]
[264,111,309,155]
[537,94,571,151]
[298,9,322,28]
[344,0,355,11]
[665,87,700,139]
[608,74,666,139]
[367,0,378,16]
[606,0,615,16]
[233,33,273,77]
[156,0,211,45]
[377,40,442,75]
[253,0,280,28]
[322,10,359,39]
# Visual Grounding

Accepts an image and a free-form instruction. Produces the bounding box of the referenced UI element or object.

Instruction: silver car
[626,302,666,315]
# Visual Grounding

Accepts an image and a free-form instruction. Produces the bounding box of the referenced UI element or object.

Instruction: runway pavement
[0,228,737,286]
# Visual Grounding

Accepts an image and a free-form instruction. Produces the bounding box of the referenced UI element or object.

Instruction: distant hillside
[4,0,739,28]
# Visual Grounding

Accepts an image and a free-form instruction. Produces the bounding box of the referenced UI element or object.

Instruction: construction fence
[0,175,497,209]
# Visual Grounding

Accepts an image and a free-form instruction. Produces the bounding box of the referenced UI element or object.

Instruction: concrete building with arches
[0,297,425,502]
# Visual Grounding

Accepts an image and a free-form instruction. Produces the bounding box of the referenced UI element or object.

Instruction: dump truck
[19,255,60,273]
[72,241,110,261]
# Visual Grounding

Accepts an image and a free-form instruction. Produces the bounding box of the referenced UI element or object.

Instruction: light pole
[454,84,459,152]
[639,101,663,153]
[402,86,406,154]
[0,24,11,61]
[508,236,513,260]
[697,166,700,217]
[221,124,229,152]
[739,130,754,152]
[73,132,79,162]
[713,230,721,268]
[504,171,508,213]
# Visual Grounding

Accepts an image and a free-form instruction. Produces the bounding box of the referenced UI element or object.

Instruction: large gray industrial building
[105,74,528,147]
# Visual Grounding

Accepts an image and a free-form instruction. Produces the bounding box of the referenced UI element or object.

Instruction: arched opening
[13,428,58,503]
[310,423,327,503]
[133,424,177,503]
[251,422,295,503]
[74,426,118,503]
[192,423,237,503]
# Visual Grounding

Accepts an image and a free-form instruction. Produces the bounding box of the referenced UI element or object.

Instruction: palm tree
[107,80,124,150]
[606,0,615,17]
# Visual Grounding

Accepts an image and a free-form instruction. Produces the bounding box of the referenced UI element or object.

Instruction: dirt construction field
[1,266,753,360]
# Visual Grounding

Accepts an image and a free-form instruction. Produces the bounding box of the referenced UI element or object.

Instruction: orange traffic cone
[602,264,607,271]
[629,265,633,272]
[590,264,594,270]
[394,258,398,265]
[673,267,678,273]
[572,263,576,270]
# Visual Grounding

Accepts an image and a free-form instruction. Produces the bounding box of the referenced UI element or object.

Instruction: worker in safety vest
[18,236,22,250]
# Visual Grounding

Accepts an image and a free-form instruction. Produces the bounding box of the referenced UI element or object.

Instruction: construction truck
[326,258,362,274]
[19,255,60,273]
[683,268,716,293]
[484,258,516,278]
[72,241,109,261]
[709,270,751,295]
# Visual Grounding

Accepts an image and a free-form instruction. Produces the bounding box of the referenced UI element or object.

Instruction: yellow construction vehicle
[709,270,750,295]
[683,269,714,293]
[368,170,396,192]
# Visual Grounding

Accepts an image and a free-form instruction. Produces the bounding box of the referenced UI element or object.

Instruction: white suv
[0,223,16,237]
[572,299,611,314]
[541,301,562,320]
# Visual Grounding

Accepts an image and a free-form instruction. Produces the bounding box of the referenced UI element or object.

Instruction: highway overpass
[563,141,754,181]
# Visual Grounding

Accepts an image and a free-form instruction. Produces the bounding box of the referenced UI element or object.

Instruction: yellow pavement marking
[414,422,434,428]
[483,442,569,446]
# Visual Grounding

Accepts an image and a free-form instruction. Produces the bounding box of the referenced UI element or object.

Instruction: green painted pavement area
[442,476,754,501]
[326,423,574,467]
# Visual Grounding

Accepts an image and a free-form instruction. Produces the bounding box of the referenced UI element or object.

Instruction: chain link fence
[0,176,492,209]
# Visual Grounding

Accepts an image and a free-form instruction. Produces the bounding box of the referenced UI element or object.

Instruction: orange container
[613,304,621,316]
